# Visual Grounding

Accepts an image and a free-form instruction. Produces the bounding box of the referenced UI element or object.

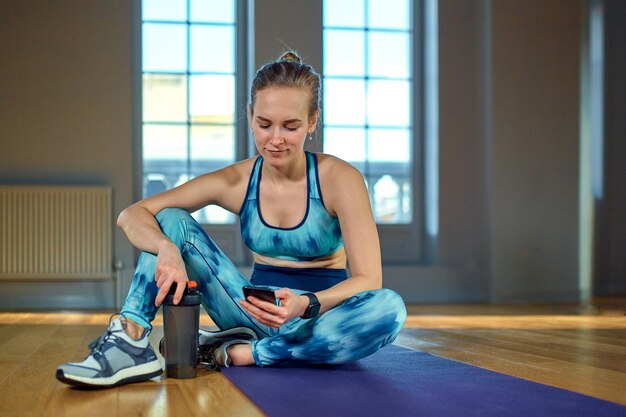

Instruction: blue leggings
[121,208,407,367]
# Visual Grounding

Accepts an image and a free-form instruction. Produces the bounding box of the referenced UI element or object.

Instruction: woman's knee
[344,288,407,329]
[154,208,196,237]
[370,288,406,345]
[155,207,193,224]
[375,288,407,323]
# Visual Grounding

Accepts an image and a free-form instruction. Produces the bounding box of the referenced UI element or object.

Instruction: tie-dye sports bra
[239,151,344,262]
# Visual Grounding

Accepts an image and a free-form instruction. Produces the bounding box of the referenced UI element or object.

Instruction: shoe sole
[56,360,163,388]
[199,326,258,340]
[159,326,258,356]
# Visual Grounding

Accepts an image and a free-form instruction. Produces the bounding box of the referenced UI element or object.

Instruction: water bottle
[162,280,201,378]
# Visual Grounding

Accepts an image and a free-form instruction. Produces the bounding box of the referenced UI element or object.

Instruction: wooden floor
[0,297,624,417]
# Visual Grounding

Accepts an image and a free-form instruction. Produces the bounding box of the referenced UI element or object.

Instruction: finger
[240,299,283,328]
[247,295,281,313]
[173,279,187,305]
[274,288,291,299]
[154,281,172,307]
[241,297,267,315]
[239,300,268,325]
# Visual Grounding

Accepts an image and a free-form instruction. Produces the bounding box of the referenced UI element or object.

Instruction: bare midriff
[252,246,347,270]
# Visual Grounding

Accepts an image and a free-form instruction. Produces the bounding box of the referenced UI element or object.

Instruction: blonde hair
[249,51,321,119]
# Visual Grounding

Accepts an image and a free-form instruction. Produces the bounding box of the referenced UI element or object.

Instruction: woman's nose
[269,129,283,144]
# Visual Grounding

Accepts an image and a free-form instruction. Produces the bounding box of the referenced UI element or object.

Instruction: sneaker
[56,314,162,388]
[200,326,258,368]
[159,326,258,369]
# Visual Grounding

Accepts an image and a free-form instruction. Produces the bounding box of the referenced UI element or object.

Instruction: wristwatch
[301,292,321,319]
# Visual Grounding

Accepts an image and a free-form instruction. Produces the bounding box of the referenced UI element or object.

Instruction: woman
[56,51,407,388]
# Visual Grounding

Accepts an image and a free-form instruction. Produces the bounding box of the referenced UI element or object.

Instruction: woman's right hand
[153,241,188,307]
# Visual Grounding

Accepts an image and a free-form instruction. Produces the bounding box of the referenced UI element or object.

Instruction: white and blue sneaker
[56,314,162,388]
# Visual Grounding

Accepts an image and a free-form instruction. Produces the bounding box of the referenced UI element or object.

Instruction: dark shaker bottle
[162,280,201,378]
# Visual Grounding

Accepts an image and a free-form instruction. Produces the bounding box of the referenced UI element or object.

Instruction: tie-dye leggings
[121,208,407,367]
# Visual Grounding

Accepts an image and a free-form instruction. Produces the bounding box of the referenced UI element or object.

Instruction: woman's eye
[285,127,297,131]
[259,125,270,129]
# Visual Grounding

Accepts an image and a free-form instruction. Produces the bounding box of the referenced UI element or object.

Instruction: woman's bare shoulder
[316,153,363,182]
[315,153,366,215]
[203,155,258,186]
[229,155,258,178]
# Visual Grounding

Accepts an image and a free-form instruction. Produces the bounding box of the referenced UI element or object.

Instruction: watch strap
[302,292,320,319]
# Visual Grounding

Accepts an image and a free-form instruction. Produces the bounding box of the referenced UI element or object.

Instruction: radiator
[0,185,113,280]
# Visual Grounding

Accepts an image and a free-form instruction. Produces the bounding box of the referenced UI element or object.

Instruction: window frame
[136,0,252,265]
[321,0,430,264]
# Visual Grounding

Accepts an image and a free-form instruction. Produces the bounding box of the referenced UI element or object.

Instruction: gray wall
[252,0,323,155]
[595,0,626,295]
[0,0,137,308]
[0,0,623,309]
[488,0,582,302]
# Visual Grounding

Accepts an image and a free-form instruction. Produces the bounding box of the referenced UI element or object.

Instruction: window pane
[143,74,187,122]
[368,32,410,78]
[189,75,235,124]
[368,129,410,162]
[324,30,365,77]
[192,205,235,224]
[372,174,411,223]
[143,23,187,72]
[143,0,187,22]
[190,125,235,175]
[190,26,235,73]
[367,80,410,127]
[143,124,188,161]
[324,0,415,229]
[323,0,364,28]
[143,124,188,192]
[368,0,410,30]
[324,127,366,163]
[324,79,366,126]
[190,0,235,23]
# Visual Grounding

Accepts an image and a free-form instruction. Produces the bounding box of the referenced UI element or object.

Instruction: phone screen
[243,286,278,305]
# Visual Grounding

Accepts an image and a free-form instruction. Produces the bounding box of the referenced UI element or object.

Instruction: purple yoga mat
[222,344,626,417]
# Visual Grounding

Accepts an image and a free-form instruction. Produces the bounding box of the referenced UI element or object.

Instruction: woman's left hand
[239,288,308,328]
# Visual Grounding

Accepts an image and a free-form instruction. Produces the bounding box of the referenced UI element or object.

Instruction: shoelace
[198,348,219,371]
[88,314,126,354]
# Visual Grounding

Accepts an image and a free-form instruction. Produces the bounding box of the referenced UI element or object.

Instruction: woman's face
[250,86,318,167]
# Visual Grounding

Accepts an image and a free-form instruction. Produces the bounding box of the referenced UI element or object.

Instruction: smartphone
[243,286,278,305]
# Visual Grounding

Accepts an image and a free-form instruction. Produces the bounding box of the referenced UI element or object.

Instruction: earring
[308,133,313,141]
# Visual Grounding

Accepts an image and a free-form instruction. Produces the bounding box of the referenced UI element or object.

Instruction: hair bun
[279,51,301,63]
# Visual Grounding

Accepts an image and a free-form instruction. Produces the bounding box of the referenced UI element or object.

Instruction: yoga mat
[222,345,626,417]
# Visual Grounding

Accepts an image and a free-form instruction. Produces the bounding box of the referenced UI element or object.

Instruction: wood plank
[395,328,626,405]
[0,324,61,384]
[439,328,626,373]
[174,370,266,417]
[0,325,90,417]
[1,298,625,415]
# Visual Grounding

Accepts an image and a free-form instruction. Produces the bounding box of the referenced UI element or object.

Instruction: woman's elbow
[116,206,133,229]
[370,272,383,290]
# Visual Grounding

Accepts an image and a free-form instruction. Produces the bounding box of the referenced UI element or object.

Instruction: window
[323,0,413,224]
[141,0,238,224]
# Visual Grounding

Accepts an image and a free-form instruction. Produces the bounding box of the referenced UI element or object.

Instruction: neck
[263,151,307,183]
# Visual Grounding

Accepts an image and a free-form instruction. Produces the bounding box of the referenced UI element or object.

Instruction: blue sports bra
[239,152,344,262]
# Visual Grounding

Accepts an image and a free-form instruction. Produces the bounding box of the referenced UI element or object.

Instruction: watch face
[310,303,320,317]
[304,293,321,318]
[307,301,320,318]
